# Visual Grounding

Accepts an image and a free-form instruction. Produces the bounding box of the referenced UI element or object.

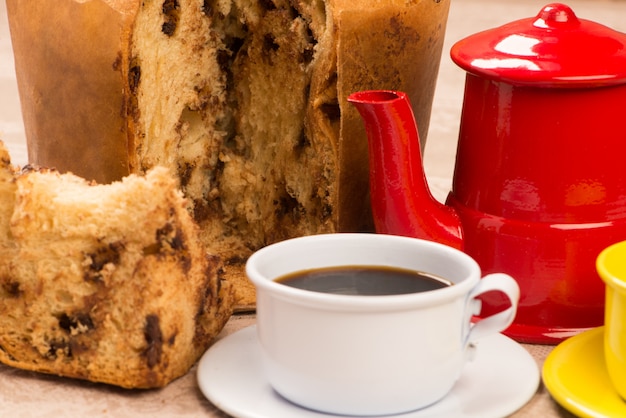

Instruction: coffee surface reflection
[276,266,452,296]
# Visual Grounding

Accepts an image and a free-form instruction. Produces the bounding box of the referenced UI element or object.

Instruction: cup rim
[598,240,626,291]
[246,233,480,312]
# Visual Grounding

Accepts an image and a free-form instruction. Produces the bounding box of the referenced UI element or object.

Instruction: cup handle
[464,273,520,345]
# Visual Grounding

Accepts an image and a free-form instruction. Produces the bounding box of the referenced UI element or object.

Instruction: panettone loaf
[0,142,233,388]
[6,0,451,309]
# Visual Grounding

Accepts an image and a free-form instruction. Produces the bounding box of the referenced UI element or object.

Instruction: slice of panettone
[0,142,233,388]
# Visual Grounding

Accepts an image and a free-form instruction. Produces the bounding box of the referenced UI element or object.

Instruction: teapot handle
[464,273,520,345]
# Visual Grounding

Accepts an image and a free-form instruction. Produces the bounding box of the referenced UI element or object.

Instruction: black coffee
[276,266,452,296]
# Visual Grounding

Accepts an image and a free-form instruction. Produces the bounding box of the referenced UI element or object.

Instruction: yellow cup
[598,240,626,399]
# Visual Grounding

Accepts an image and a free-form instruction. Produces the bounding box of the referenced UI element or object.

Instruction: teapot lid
[451,3,626,87]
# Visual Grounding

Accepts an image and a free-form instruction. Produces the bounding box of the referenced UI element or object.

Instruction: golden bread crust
[334,1,450,230]
[6,0,138,182]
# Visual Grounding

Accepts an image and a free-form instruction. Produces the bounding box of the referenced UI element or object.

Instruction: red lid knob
[533,3,579,29]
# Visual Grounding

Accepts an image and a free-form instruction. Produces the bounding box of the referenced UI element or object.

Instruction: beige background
[2,0,626,416]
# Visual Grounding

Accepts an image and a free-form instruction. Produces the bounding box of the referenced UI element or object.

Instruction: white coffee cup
[246,233,520,416]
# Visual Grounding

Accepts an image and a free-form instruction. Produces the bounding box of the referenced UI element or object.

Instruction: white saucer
[197,325,539,418]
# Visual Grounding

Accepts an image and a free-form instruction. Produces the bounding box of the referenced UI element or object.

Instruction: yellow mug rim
[597,240,626,291]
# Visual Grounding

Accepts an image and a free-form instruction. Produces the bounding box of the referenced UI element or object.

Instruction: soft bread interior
[130,0,338,263]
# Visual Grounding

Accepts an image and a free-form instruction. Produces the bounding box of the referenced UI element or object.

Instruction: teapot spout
[348,90,463,250]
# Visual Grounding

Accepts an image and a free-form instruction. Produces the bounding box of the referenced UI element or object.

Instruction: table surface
[2,0,625,416]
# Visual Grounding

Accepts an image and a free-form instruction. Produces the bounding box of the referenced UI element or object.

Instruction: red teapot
[349,3,626,344]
